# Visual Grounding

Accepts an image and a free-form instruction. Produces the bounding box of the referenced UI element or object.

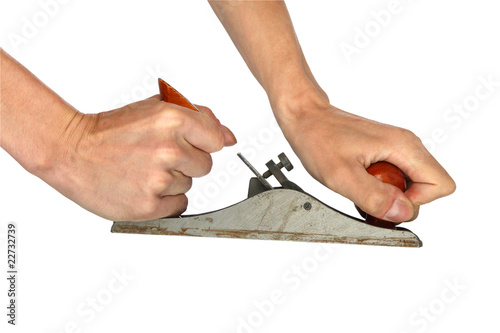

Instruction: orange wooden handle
[356,162,407,229]
[158,78,199,112]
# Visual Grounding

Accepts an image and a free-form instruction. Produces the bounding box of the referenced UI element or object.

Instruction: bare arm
[209,1,455,223]
[0,49,87,176]
[209,1,327,108]
[1,48,235,221]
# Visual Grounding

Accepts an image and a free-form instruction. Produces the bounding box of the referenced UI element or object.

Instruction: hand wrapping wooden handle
[356,161,408,229]
[158,78,199,112]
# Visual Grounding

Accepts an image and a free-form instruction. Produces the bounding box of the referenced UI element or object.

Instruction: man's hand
[48,98,236,221]
[275,91,456,223]
[209,1,455,224]
[1,49,236,221]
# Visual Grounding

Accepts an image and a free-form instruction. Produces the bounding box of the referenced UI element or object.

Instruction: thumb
[195,104,237,146]
[338,165,415,223]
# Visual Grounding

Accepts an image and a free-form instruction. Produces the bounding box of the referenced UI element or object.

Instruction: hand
[274,92,456,223]
[46,96,236,221]
[1,50,237,221]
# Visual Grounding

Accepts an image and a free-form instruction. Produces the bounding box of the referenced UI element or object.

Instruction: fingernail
[384,199,412,222]
[221,124,237,145]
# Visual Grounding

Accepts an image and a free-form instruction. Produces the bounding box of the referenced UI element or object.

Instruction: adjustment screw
[303,202,312,210]
[278,153,293,171]
[263,153,294,178]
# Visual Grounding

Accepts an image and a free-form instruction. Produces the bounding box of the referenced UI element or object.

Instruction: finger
[164,103,226,153]
[157,170,193,197]
[388,139,456,206]
[127,194,188,221]
[195,104,237,146]
[220,124,237,146]
[195,104,219,123]
[404,171,456,206]
[334,163,415,223]
[406,205,420,222]
[161,140,213,177]
[156,194,189,218]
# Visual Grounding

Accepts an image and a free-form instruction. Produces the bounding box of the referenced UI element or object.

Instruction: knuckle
[391,128,428,158]
[156,172,174,190]
[184,177,193,193]
[214,131,225,151]
[158,107,186,130]
[178,194,188,211]
[156,144,183,166]
[198,153,213,176]
[441,177,457,197]
[206,129,225,153]
[165,195,188,217]
[397,128,420,143]
[198,105,211,113]
[136,198,160,220]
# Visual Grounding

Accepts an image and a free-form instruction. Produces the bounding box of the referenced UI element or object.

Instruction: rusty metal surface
[112,189,422,248]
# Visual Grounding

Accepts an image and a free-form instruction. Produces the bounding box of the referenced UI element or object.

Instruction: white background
[1,0,499,332]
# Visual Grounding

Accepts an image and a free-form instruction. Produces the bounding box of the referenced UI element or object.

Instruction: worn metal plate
[112,189,422,247]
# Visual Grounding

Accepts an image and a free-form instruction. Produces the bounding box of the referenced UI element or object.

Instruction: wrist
[29,107,94,181]
[0,49,95,183]
[268,76,331,126]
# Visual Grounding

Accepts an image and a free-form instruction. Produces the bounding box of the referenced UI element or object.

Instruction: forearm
[0,49,89,177]
[209,1,328,114]
[210,2,455,223]
[1,50,234,221]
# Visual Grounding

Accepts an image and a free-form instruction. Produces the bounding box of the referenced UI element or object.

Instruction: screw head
[278,153,293,171]
[303,202,312,210]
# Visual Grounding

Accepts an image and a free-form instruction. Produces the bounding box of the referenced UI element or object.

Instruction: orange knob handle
[356,161,407,229]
